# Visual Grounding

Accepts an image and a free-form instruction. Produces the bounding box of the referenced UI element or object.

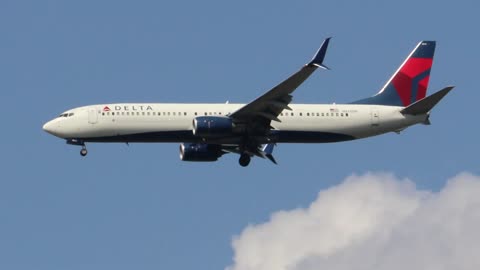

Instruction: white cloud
[226,172,480,270]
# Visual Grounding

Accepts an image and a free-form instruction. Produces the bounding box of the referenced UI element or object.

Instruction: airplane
[43,38,453,167]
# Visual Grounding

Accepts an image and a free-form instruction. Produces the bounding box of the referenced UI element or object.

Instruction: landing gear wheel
[239,154,251,167]
[80,147,88,157]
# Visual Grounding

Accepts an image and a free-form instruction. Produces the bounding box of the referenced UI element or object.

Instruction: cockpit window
[58,113,74,118]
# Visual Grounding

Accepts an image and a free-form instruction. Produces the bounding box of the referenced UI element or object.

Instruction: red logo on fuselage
[103,106,111,112]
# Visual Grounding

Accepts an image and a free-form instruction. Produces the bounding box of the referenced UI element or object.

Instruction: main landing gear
[239,153,251,167]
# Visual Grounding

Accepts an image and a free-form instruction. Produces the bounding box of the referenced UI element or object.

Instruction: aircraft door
[371,108,380,127]
[88,108,98,124]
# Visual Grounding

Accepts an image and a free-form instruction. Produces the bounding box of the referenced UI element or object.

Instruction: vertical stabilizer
[353,41,436,106]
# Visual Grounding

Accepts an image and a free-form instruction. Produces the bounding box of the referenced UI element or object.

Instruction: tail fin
[353,41,436,106]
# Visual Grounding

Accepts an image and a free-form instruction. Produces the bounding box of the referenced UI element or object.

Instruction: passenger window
[316,113,319,116]
[307,113,309,116]
[184,112,187,116]
[321,113,324,117]
[147,112,150,116]
[346,113,349,117]
[173,112,176,116]
[326,113,329,116]
[300,113,303,116]
[341,113,344,117]
[336,113,339,117]
[291,113,294,116]
[195,112,198,116]
[102,113,105,116]
[137,112,140,115]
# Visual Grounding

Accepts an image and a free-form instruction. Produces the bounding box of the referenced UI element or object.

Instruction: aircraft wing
[229,38,331,132]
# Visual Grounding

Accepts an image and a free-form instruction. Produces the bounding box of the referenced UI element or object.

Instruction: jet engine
[179,143,223,162]
[192,116,234,137]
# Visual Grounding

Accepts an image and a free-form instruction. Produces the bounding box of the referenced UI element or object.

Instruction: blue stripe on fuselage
[79,130,356,144]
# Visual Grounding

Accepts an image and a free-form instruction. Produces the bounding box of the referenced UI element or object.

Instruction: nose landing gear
[80,146,88,157]
[66,139,88,157]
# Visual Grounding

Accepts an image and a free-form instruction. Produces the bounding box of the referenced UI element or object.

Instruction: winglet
[308,37,331,69]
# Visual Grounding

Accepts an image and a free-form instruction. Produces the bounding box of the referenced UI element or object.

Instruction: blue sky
[1,1,479,269]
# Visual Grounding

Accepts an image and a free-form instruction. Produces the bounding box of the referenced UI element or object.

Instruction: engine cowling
[192,116,234,137]
[179,143,223,162]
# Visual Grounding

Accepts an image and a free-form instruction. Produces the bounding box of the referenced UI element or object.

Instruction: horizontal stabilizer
[401,86,454,115]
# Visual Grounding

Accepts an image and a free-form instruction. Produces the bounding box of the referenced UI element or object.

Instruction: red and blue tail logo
[353,41,435,106]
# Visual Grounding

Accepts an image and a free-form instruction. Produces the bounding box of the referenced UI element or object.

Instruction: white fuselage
[41,39,448,166]
[43,103,427,144]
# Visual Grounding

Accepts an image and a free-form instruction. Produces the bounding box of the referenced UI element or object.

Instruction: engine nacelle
[179,143,223,162]
[192,116,234,137]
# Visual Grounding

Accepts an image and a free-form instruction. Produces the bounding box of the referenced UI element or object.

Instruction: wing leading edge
[229,38,331,129]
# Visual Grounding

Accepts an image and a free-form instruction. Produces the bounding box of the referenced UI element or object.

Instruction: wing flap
[257,112,281,122]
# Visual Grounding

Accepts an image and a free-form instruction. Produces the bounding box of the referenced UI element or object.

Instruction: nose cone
[43,120,59,136]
